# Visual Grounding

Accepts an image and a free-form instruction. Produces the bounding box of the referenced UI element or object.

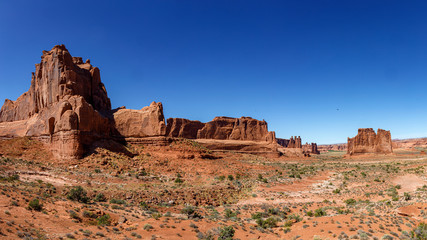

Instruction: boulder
[347,128,393,155]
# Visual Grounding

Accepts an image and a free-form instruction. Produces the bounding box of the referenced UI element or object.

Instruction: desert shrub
[67,186,89,203]
[224,209,236,219]
[144,224,154,231]
[410,222,427,240]
[69,210,80,220]
[174,177,183,184]
[306,210,313,217]
[404,192,411,201]
[28,198,43,211]
[314,208,326,217]
[196,230,215,240]
[82,210,98,219]
[140,201,150,210]
[251,212,268,220]
[288,213,302,222]
[256,217,278,229]
[218,226,235,240]
[333,189,341,194]
[227,175,234,181]
[94,193,106,202]
[283,220,293,227]
[97,214,111,226]
[182,205,202,219]
[109,199,126,205]
[345,198,357,206]
[218,175,225,181]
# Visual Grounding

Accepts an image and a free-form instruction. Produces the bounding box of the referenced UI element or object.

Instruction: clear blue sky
[1,0,427,144]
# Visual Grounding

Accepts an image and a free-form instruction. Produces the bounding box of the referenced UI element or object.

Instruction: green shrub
[345,198,356,205]
[218,226,235,240]
[67,186,89,203]
[82,210,98,219]
[410,222,427,239]
[224,209,236,219]
[182,205,202,219]
[28,198,43,211]
[256,217,278,229]
[227,175,234,181]
[306,210,313,217]
[94,193,106,202]
[314,208,326,217]
[97,214,111,226]
[404,192,411,201]
[109,199,126,205]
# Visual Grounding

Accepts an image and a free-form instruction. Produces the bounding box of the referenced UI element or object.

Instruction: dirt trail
[17,171,75,186]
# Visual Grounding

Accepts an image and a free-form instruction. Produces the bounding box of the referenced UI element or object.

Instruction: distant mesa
[347,128,393,155]
[1,45,311,159]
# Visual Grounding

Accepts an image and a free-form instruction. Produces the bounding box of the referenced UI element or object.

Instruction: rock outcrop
[0,45,111,123]
[0,45,282,159]
[347,128,393,155]
[0,45,166,159]
[113,102,166,138]
[302,142,320,154]
[196,117,276,143]
[166,118,205,139]
[277,136,302,148]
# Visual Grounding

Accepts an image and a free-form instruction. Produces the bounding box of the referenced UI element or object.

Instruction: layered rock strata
[347,128,393,155]
[0,45,166,159]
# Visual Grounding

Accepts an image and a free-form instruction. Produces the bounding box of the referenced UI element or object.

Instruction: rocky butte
[347,128,393,155]
[0,45,288,159]
[0,45,166,159]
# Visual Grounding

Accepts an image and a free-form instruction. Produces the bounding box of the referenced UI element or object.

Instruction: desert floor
[0,137,425,239]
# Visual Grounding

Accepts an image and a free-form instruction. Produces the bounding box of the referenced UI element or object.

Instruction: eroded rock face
[302,142,320,154]
[0,45,165,159]
[166,118,205,139]
[196,117,276,142]
[0,45,111,122]
[347,128,393,155]
[113,102,166,138]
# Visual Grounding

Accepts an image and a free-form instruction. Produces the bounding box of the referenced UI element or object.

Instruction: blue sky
[1,0,427,144]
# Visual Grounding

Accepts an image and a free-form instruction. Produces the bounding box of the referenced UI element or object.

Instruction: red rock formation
[302,142,320,154]
[113,102,166,138]
[286,136,302,148]
[318,143,347,152]
[276,138,290,147]
[166,118,205,139]
[196,117,276,143]
[347,128,393,155]
[0,45,111,122]
[0,45,165,159]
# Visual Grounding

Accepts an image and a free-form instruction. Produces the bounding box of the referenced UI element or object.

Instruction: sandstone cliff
[277,136,302,148]
[166,118,205,139]
[347,128,393,155]
[196,117,276,143]
[0,45,166,159]
[113,102,166,138]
